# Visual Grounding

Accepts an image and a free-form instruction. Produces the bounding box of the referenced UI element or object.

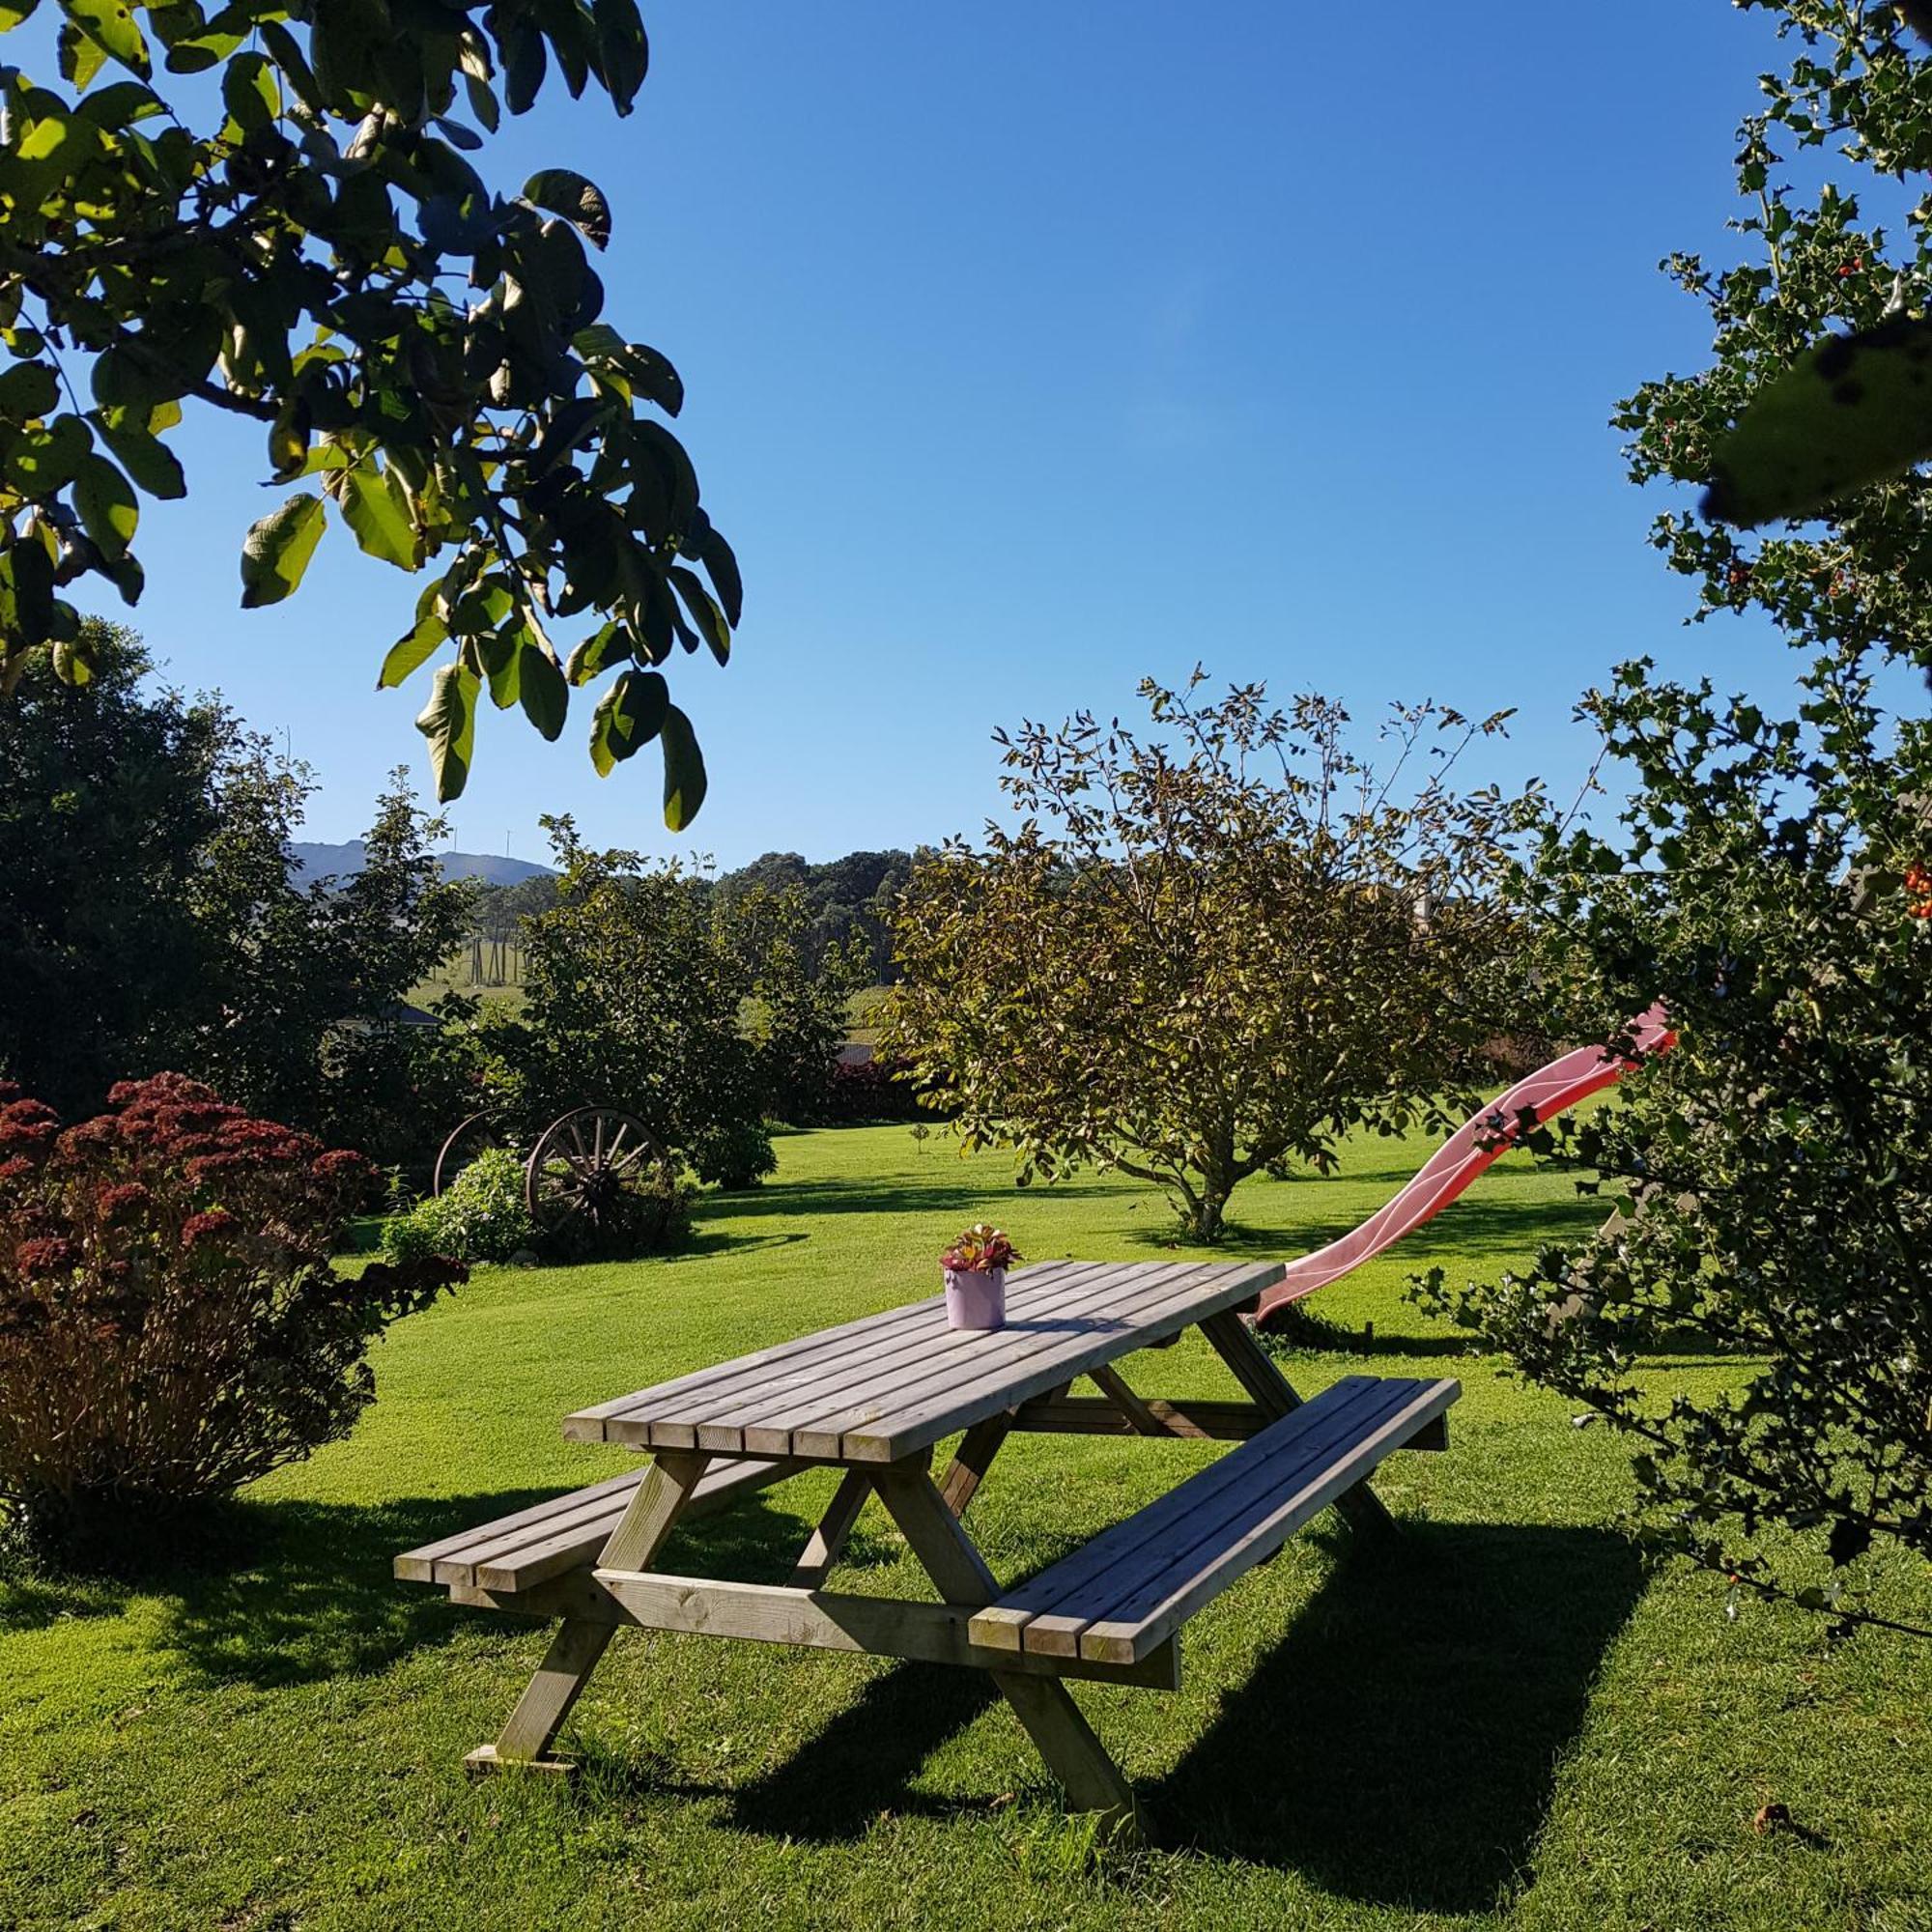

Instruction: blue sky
[92,1,1792,865]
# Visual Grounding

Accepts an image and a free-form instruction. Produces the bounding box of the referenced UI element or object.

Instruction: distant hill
[291,841,554,887]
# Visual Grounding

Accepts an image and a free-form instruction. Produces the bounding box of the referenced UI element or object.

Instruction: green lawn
[4,1123,1929,1931]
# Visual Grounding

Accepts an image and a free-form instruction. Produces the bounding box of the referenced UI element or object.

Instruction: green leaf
[415,661,479,801]
[51,630,96,684]
[522,168,611,249]
[240,492,326,608]
[74,452,137,557]
[0,0,42,29]
[59,0,150,76]
[563,619,629,685]
[1704,317,1932,527]
[58,20,106,86]
[591,0,648,116]
[694,522,742,627]
[659,701,706,829]
[668,562,730,665]
[379,611,446,688]
[588,666,667,775]
[0,360,60,420]
[500,19,545,114]
[220,49,279,133]
[519,644,567,741]
[340,465,419,569]
[3,414,90,493]
[95,414,185,498]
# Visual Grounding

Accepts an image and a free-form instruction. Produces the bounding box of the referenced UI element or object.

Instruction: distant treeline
[458,850,918,989]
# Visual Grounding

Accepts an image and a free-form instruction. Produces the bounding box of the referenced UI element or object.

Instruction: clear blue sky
[99,1,1789,866]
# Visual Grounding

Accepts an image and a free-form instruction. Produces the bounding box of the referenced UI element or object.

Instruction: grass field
[3,1123,1929,1930]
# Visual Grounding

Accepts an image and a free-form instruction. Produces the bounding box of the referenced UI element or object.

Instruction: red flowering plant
[0,1073,464,1556]
[940,1223,1021,1273]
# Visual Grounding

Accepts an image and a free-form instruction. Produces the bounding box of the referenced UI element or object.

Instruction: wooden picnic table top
[562,1257,1285,1466]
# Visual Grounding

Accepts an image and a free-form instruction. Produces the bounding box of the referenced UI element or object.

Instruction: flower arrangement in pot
[941,1221,1020,1331]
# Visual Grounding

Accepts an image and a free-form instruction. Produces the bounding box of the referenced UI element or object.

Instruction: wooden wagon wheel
[525,1105,665,1238]
[433,1109,503,1197]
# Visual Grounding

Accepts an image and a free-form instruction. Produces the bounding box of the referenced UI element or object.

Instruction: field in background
[4,1123,1928,1930]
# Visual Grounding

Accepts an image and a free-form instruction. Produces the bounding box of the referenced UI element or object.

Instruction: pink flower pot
[944,1265,1007,1330]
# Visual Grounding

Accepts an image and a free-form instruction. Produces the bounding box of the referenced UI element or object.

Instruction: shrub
[823,1055,929,1124]
[545,1162,695,1263]
[383,1146,540,1265]
[689,1117,778,1192]
[0,1074,461,1557]
[384,1142,696,1264]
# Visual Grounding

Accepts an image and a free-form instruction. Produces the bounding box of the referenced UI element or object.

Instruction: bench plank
[968,1376,1460,1663]
[395,1454,796,1593]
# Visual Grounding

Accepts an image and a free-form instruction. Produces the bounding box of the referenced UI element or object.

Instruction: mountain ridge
[290,841,554,886]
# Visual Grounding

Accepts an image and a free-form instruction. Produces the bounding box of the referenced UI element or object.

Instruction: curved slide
[1253,1008,1676,1329]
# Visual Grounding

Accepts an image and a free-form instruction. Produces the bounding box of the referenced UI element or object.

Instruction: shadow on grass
[1124,1193,1606,1265]
[1149,1519,1646,1910]
[708,1517,1644,1907]
[151,1484,827,1690]
[697,1175,1145,1223]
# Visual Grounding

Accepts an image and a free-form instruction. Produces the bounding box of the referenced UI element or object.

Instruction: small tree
[727,882,870,1125]
[500,817,770,1181]
[883,675,1537,1241]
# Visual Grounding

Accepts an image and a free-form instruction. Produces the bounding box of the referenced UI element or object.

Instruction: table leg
[1198,1309,1395,1535]
[937,1408,1016,1517]
[870,1464,1140,1838]
[789,1467,873,1587]
[470,1449,711,1776]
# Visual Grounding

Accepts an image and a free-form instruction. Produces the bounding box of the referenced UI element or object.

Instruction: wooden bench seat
[968,1374,1460,1665]
[394,1456,795,1595]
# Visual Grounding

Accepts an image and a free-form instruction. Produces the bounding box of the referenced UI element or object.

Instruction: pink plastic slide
[1252,1008,1676,1329]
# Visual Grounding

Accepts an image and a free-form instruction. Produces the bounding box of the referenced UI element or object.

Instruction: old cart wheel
[433,1109,502,1196]
[525,1106,665,1241]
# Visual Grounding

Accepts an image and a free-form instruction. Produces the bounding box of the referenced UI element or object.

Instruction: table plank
[568,1258,1102,1447]
[565,1258,1285,1466]
[790,1261,1239,1460]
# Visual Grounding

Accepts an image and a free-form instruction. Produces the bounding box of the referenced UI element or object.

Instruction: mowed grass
[3,1123,1929,1931]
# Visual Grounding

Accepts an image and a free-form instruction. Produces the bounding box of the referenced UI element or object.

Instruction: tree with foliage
[0,621,223,1115]
[0,0,737,817]
[1418,1,1932,1637]
[883,675,1537,1242]
[726,881,870,1125]
[187,753,472,1128]
[492,816,771,1185]
[0,625,471,1145]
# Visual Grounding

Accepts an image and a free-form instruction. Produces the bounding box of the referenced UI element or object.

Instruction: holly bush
[1420,0,1932,1637]
[0,1071,461,1557]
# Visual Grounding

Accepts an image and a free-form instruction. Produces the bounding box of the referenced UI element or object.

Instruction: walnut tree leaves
[0,0,735,826]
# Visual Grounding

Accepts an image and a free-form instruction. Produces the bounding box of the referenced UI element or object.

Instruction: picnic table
[398,1258,1460,1836]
